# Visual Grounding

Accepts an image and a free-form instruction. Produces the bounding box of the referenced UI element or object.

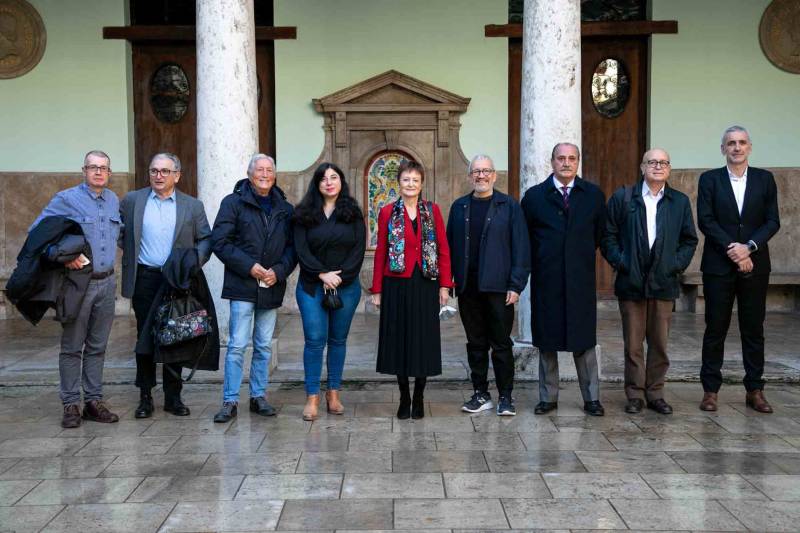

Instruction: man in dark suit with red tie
[697,126,780,413]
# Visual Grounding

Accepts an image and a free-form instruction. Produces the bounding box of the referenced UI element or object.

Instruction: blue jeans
[222,300,277,403]
[296,281,361,394]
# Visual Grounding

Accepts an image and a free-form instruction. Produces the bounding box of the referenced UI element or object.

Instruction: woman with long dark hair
[293,162,366,420]
[370,160,452,419]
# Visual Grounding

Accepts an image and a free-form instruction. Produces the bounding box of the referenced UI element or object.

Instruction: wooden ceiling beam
[485,20,678,38]
[103,25,297,42]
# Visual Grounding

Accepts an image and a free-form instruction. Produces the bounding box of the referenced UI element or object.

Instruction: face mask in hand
[439,304,457,321]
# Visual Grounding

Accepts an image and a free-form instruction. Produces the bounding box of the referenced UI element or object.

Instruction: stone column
[517,0,581,345]
[196,0,259,336]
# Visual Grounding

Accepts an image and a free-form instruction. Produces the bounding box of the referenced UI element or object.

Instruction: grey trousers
[538,348,600,403]
[59,276,116,405]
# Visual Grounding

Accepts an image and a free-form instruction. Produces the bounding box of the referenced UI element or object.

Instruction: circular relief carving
[0,0,46,79]
[590,58,630,119]
[760,0,800,74]
[149,63,191,124]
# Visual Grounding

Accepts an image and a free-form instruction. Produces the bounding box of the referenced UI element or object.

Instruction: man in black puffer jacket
[210,153,297,423]
[602,148,698,416]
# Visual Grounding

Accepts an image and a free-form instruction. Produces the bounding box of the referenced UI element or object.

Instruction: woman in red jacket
[370,160,452,420]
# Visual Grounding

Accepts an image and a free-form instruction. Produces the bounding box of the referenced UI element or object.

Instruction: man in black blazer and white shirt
[697,126,780,413]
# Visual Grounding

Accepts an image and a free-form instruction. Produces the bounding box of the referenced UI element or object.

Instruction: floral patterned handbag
[154,292,212,347]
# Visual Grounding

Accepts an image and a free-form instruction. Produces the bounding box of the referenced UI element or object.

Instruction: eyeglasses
[645,160,671,168]
[399,177,421,185]
[470,168,495,177]
[149,168,177,177]
[84,165,110,173]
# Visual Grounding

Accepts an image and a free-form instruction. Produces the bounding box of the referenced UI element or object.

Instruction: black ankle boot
[397,376,411,420]
[135,389,154,419]
[411,377,426,419]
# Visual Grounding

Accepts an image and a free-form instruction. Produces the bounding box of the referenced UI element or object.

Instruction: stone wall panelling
[670,166,800,312]
[0,172,135,318]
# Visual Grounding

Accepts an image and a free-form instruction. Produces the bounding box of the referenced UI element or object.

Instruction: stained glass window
[591,58,630,118]
[508,0,644,23]
[366,151,411,249]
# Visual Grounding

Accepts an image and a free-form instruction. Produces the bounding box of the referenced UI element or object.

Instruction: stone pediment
[313,70,470,112]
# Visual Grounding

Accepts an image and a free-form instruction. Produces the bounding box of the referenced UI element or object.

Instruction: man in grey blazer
[119,152,212,418]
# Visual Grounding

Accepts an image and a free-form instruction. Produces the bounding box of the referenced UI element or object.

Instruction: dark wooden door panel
[581,36,647,297]
[132,43,275,198]
[507,35,647,297]
[132,43,197,195]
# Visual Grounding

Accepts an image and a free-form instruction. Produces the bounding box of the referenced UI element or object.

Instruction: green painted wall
[0,0,131,172]
[274,0,508,172]
[651,0,800,168]
[5,0,793,174]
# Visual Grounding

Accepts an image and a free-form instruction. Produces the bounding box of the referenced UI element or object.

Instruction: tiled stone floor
[1,381,800,532]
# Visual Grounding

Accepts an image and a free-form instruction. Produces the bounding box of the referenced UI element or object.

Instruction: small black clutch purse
[321,288,343,310]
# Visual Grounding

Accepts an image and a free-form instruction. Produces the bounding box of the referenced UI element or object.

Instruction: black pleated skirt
[376,266,442,377]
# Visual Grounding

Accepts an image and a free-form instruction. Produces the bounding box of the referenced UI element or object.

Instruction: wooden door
[581,36,647,298]
[131,43,275,196]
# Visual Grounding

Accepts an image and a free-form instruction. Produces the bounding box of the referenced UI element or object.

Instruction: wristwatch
[747,240,758,253]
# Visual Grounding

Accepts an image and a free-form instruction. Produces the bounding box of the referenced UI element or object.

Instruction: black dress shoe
[647,399,673,415]
[164,398,191,416]
[135,394,154,419]
[625,398,645,414]
[534,401,558,415]
[249,397,277,417]
[583,400,605,416]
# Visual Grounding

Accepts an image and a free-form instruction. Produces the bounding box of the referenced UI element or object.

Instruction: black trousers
[701,272,769,393]
[458,284,515,395]
[133,266,182,400]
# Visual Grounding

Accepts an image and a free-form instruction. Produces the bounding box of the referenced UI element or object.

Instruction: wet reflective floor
[2,310,799,386]
[1,381,799,532]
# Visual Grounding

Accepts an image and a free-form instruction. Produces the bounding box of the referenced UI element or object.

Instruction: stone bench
[680,271,800,313]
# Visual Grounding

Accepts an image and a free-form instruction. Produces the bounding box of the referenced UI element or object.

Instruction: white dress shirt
[642,184,664,250]
[727,166,748,215]
[553,176,575,197]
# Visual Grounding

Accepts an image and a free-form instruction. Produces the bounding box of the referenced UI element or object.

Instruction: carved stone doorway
[300,70,497,294]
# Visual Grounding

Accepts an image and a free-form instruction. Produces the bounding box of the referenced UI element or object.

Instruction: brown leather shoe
[699,392,718,412]
[82,400,119,423]
[302,394,320,421]
[61,404,81,428]
[326,390,344,415]
[746,390,773,413]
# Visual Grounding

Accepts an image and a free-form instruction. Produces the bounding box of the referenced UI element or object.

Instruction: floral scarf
[387,197,439,279]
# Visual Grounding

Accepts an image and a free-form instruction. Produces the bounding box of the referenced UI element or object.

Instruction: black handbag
[154,292,213,347]
[321,288,343,310]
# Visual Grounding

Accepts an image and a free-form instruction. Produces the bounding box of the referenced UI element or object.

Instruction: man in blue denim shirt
[31,150,122,428]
